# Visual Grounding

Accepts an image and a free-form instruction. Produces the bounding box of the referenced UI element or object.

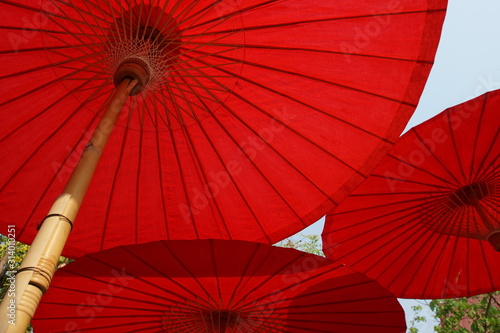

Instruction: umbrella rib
[399,128,464,185]
[173,71,279,240]
[190,48,410,141]
[185,7,446,36]
[99,100,137,251]
[331,197,474,298]
[53,0,108,49]
[149,88,184,128]
[237,263,347,312]
[181,41,435,64]
[48,48,108,75]
[342,213,440,287]
[179,54,354,200]
[0,42,107,55]
[14,83,110,236]
[163,61,307,239]
[208,240,224,311]
[442,225,470,296]
[468,92,488,182]
[1,75,110,232]
[265,279,379,309]
[0,25,99,36]
[154,95,202,238]
[82,252,217,310]
[64,0,114,27]
[156,242,220,304]
[472,129,500,183]
[226,248,309,311]
[180,62,390,183]
[222,243,263,314]
[163,82,203,238]
[151,102,171,239]
[0,57,106,109]
[135,100,146,244]
[35,7,108,63]
[68,0,115,48]
[233,255,339,313]
[331,196,447,229]
[0,72,108,143]
[168,77,235,238]
[329,201,442,252]
[477,240,498,293]
[99,105,134,251]
[446,110,469,184]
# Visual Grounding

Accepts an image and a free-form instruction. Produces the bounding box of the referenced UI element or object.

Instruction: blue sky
[294,0,500,331]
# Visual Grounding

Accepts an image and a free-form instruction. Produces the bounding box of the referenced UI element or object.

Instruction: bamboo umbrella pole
[0,78,138,333]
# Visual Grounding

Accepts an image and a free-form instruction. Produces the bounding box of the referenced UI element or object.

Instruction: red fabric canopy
[323,90,500,299]
[0,0,447,257]
[32,239,406,332]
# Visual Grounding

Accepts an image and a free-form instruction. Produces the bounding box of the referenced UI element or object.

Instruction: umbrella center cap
[108,5,181,95]
[449,181,490,206]
[208,310,240,329]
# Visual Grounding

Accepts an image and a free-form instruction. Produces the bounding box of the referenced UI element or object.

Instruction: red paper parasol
[32,239,407,332]
[0,0,447,256]
[322,90,500,299]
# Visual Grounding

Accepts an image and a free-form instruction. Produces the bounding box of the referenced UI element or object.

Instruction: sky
[294,0,500,331]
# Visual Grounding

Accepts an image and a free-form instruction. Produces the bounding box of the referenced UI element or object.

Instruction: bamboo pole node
[36,213,73,230]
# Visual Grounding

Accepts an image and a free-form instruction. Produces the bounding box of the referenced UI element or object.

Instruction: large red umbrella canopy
[32,239,406,332]
[323,90,500,299]
[0,0,447,257]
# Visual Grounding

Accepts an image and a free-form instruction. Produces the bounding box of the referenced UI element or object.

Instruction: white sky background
[293,0,500,332]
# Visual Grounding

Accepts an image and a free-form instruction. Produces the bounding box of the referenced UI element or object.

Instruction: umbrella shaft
[0,79,137,333]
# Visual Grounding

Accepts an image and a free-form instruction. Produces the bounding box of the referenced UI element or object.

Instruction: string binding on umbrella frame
[16,267,53,292]
[36,213,74,231]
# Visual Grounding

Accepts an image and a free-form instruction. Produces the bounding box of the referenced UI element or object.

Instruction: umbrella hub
[108,5,182,95]
[207,309,240,331]
[448,181,490,206]
[114,57,151,96]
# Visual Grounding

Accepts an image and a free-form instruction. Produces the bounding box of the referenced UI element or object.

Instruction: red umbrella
[32,239,407,333]
[322,90,500,299]
[0,0,447,256]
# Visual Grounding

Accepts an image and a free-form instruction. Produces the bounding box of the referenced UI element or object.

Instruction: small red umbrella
[32,239,407,332]
[0,0,447,256]
[322,90,500,299]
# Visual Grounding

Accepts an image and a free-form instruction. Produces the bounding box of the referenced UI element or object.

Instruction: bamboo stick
[0,78,137,333]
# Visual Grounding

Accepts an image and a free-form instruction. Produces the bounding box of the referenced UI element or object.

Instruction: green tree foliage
[409,305,427,333]
[274,234,324,256]
[0,234,72,333]
[0,234,30,300]
[429,292,500,333]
